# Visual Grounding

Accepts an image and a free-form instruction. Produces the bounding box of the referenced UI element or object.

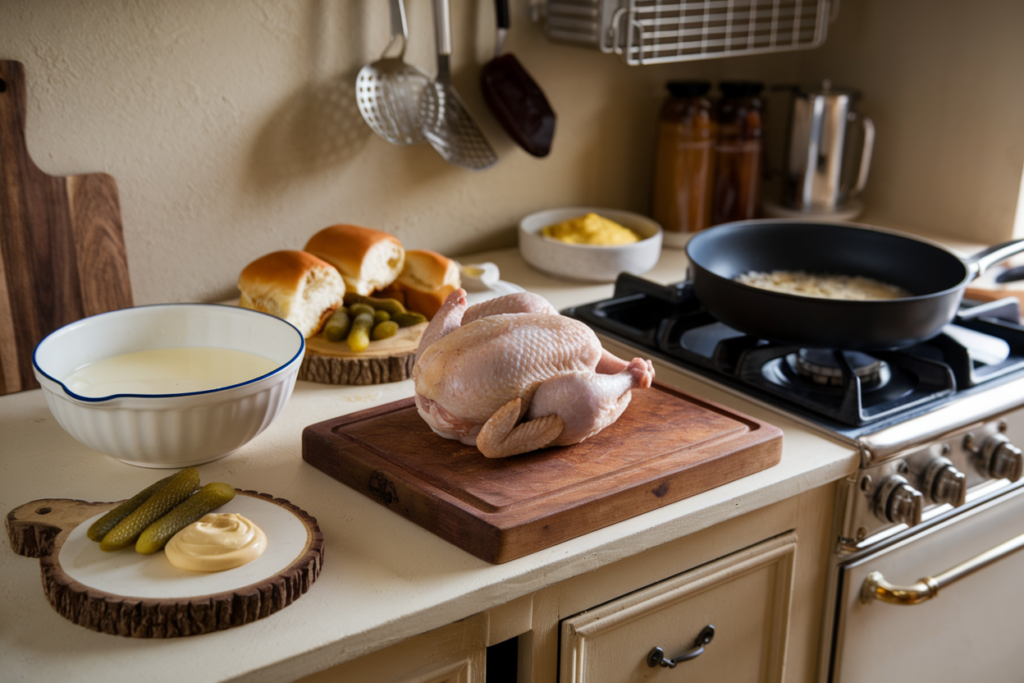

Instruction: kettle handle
[850,114,875,197]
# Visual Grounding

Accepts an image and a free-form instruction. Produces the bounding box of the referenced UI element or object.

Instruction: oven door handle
[861,530,1024,605]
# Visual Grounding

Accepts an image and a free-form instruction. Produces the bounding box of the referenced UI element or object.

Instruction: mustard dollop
[165,513,267,572]
[541,213,640,246]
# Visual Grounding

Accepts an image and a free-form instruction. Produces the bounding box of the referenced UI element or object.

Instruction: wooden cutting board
[6,490,323,637]
[0,60,133,395]
[303,382,782,564]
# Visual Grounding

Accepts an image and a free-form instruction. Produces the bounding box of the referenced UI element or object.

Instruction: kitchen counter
[0,247,859,683]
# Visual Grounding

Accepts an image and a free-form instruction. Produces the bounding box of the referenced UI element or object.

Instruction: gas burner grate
[567,274,1024,429]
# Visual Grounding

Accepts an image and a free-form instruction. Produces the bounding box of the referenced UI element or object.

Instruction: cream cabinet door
[296,616,486,683]
[560,533,796,683]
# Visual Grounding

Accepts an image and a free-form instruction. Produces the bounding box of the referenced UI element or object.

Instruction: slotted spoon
[355,0,429,146]
[419,0,498,170]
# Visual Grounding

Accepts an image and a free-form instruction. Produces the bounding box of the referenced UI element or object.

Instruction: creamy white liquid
[63,347,279,397]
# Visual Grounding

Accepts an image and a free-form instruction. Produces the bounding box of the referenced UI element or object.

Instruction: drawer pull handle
[861,529,1024,605]
[646,625,715,668]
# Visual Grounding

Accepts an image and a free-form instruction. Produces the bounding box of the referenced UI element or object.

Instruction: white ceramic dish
[518,207,663,283]
[32,304,304,468]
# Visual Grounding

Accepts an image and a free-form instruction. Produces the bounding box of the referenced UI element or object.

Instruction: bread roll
[304,224,405,296]
[396,250,462,319]
[238,250,345,338]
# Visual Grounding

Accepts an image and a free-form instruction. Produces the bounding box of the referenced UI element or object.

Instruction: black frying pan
[685,220,1024,350]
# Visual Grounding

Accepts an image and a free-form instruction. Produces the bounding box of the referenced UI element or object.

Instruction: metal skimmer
[419,0,498,170]
[355,0,429,146]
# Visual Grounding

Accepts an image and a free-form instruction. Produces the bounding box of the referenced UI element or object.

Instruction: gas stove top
[564,274,1024,443]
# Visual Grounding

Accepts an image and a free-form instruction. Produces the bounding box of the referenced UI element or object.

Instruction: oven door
[830,484,1024,683]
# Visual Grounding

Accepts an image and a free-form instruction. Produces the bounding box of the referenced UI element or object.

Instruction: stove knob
[971,433,1024,483]
[922,457,967,507]
[873,475,923,527]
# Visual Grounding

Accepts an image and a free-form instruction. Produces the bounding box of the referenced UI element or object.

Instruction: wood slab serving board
[0,60,133,395]
[303,382,782,564]
[6,490,323,637]
[299,322,426,385]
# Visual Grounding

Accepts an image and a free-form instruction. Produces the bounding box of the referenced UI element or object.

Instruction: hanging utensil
[355,0,430,146]
[419,0,498,170]
[480,0,556,157]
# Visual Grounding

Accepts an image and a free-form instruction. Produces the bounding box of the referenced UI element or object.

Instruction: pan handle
[964,238,1024,280]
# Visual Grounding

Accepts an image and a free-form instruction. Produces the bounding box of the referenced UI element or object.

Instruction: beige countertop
[1,246,859,683]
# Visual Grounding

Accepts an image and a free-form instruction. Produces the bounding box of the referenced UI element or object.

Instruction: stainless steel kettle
[780,80,875,214]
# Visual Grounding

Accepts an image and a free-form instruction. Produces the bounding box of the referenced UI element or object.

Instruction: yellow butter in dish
[541,213,640,246]
[165,513,267,572]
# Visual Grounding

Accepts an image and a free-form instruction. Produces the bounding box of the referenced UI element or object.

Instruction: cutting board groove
[0,60,132,394]
[303,382,782,563]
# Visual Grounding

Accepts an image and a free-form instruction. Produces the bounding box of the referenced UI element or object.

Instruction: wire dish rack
[543,0,836,65]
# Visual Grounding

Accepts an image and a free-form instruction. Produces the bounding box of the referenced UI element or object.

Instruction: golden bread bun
[404,285,457,320]
[304,224,405,296]
[375,283,406,307]
[397,249,461,292]
[237,250,345,338]
[392,250,461,319]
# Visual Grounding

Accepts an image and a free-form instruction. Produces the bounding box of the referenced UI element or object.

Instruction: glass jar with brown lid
[710,80,764,225]
[651,80,717,246]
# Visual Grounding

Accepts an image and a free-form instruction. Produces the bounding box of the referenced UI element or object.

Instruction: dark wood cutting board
[303,382,782,564]
[0,60,133,395]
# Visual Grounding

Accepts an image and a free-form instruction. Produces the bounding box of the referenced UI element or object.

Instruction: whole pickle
[392,312,428,327]
[99,468,201,551]
[135,482,237,554]
[343,293,408,317]
[372,320,399,340]
[324,307,351,342]
[348,303,375,319]
[347,312,374,352]
[372,309,391,325]
[86,474,176,542]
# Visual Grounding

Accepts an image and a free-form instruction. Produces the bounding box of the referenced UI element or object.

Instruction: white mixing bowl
[518,207,663,283]
[32,304,304,468]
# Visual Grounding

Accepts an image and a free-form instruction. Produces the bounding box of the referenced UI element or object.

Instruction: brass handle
[861,529,1024,605]
[647,625,715,668]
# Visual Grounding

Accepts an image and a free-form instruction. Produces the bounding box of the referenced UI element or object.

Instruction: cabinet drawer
[560,533,796,683]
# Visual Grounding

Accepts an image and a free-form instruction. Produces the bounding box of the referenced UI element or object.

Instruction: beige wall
[805,0,1024,246]
[1,0,1021,305]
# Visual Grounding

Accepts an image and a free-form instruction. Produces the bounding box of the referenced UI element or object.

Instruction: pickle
[392,312,428,327]
[347,312,374,352]
[86,474,176,542]
[372,309,391,325]
[348,303,375,319]
[135,482,236,554]
[99,468,201,551]
[372,320,399,340]
[343,293,408,317]
[324,307,351,342]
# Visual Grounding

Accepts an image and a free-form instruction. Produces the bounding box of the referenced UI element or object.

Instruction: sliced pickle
[135,482,237,554]
[86,474,176,542]
[99,468,201,551]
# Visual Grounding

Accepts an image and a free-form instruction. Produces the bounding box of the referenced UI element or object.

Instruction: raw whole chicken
[413,289,655,458]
